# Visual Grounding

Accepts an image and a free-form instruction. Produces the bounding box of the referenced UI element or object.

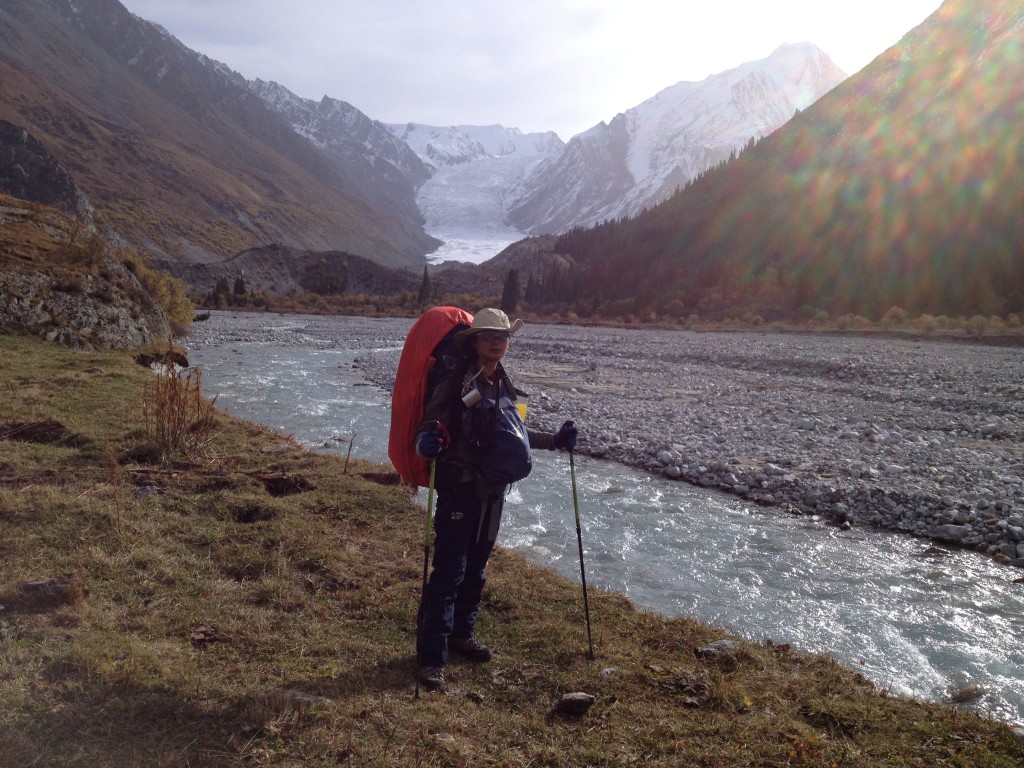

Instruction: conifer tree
[525,273,538,304]
[417,266,431,303]
[501,269,520,313]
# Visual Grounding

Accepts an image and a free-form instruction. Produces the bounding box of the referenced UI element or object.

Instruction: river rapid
[183,311,1024,726]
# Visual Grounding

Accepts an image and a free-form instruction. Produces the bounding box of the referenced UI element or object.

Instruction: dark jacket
[416,357,554,485]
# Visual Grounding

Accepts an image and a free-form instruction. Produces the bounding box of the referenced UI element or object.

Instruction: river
[183,312,1024,726]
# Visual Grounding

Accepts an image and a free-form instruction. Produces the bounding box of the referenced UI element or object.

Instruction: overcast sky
[118,0,944,141]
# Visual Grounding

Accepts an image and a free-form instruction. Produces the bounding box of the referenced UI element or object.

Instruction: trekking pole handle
[425,458,436,544]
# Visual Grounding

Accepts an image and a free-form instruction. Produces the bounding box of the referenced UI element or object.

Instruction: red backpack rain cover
[388,306,473,486]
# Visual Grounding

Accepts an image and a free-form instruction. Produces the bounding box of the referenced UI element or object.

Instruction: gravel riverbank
[185,313,1024,568]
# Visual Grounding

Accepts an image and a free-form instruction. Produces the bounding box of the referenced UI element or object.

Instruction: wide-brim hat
[455,307,524,342]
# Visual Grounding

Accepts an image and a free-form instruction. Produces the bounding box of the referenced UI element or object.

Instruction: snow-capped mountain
[244,45,844,262]
[247,80,431,222]
[384,124,564,262]
[386,123,563,169]
[0,0,849,270]
[0,0,439,268]
[506,42,847,234]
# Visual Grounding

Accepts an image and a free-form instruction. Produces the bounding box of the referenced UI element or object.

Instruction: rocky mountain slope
[428,235,573,297]
[506,43,846,234]
[248,80,432,224]
[0,192,172,348]
[0,121,94,225]
[0,0,436,270]
[544,0,1024,321]
[166,244,422,299]
[0,118,183,347]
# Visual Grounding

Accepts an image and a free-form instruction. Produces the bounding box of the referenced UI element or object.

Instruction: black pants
[418,480,502,668]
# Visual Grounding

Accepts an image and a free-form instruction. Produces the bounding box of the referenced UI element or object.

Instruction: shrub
[63,224,106,271]
[810,309,830,328]
[52,275,86,294]
[912,314,938,333]
[91,284,115,303]
[965,315,990,337]
[835,313,872,331]
[796,304,819,321]
[987,315,1007,333]
[880,306,908,329]
[118,249,193,335]
[142,360,217,461]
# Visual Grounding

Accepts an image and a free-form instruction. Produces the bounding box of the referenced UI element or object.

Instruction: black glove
[417,422,448,459]
[553,420,578,450]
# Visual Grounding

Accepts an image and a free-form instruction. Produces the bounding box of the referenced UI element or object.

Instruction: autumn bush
[119,247,193,334]
[141,360,217,461]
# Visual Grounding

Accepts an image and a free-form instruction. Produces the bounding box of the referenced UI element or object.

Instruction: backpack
[388,306,473,486]
[468,376,532,486]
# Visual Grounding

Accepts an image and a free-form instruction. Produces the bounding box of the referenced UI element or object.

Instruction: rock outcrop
[0,195,171,348]
[1,120,173,348]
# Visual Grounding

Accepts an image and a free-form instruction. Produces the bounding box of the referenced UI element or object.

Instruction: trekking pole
[569,449,595,660]
[415,458,436,698]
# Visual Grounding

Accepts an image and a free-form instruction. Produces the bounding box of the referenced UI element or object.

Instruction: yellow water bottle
[514,390,528,422]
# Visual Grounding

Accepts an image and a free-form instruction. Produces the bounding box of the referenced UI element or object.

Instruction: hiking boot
[449,635,493,662]
[418,666,446,692]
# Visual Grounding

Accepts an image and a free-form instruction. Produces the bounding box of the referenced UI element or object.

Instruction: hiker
[413,308,578,692]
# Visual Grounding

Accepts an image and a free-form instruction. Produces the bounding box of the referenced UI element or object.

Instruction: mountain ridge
[6,0,1016,328]
[505,42,846,234]
[0,0,852,283]
[542,0,1024,321]
[0,0,436,270]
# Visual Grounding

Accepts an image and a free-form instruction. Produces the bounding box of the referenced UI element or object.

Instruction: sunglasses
[477,331,511,343]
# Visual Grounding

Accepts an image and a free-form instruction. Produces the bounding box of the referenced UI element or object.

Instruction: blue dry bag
[469,383,532,485]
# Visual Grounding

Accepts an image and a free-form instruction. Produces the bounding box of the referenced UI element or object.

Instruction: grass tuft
[141,349,218,462]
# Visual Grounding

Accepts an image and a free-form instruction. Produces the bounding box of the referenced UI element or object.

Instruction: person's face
[473,331,510,365]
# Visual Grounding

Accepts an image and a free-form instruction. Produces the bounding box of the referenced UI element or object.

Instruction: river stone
[695,639,739,658]
[550,692,596,717]
[935,524,969,542]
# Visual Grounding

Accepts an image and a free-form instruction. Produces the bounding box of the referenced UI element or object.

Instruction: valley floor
[4,327,1024,766]
[192,313,1024,568]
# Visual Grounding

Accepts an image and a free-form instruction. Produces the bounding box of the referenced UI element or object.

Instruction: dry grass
[1,331,1022,766]
[142,353,218,462]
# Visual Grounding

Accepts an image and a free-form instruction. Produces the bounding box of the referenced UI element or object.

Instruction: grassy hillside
[1,333,1022,766]
[0,0,435,269]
